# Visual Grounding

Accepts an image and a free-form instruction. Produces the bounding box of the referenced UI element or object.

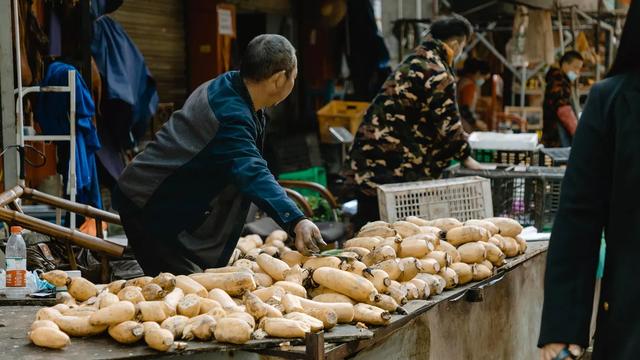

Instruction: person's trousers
[354,192,380,230]
[558,125,572,147]
[120,213,203,276]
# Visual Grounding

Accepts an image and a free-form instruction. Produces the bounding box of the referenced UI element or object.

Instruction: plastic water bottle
[5,226,28,299]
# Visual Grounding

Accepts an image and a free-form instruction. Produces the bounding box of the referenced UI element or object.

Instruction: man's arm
[557,105,578,135]
[209,116,304,231]
[425,71,471,161]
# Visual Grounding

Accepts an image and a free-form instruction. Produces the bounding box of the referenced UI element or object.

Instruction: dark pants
[354,192,380,230]
[120,213,203,276]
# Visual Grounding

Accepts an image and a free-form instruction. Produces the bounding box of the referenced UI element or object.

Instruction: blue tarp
[35,62,102,209]
[91,11,158,142]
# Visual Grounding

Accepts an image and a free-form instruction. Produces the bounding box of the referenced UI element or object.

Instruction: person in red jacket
[457,58,491,132]
[542,51,584,147]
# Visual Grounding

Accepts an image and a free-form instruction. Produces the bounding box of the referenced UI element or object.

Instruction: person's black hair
[430,14,473,41]
[462,58,490,76]
[240,34,297,82]
[607,0,640,77]
[559,50,584,66]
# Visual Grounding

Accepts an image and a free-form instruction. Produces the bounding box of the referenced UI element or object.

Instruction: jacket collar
[418,35,455,74]
[230,71,259,115]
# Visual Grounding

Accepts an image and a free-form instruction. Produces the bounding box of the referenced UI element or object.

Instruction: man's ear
[273,70,287,89]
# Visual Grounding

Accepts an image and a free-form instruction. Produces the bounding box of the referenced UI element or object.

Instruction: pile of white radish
[30,217,525,352]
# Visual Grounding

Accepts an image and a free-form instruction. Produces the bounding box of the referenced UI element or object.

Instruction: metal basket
[539,147,571,167]
[376,177,493,223]
[446,165,565,231]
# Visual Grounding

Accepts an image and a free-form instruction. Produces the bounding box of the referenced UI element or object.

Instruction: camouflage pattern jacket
[346,36,471,196]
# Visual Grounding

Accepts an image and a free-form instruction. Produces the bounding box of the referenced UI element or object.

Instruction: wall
[110,0,187,106]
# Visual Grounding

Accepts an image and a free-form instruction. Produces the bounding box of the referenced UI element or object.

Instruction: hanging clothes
[34,62,102,209]
[524,9,555,65]
[339,0,391,101]
[90,0,158,180]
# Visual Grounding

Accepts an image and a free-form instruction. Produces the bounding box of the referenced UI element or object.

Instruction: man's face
[268,62,298,107]
[444,36,467,64]
[562,59,583,78]
[455,38,467,60]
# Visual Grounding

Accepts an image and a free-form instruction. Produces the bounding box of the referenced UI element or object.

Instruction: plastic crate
[539,147,571,167]
[472,149,539,165]
[376,177,493,223]
[447,166,565,231]
[279,166,328,196]
[316,100,369,143]
[470,132,540,165]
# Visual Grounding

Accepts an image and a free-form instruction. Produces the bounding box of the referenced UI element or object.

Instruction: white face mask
[475,78,485,87]
[567,71,578,82]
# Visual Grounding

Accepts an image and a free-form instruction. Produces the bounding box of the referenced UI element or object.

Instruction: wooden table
[0,242,548,360]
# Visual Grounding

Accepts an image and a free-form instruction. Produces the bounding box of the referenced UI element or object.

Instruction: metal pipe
[557,2,565,55]
[575,8,614,32]
[12,0,23,186]
[68,70,77,229]
[462,0,498,17]
[570,6,577,48]
[0,207,124,257]
[475,33,521,80]
[0,185,23,206]
[284,188,313,217]
[520,65,526,107]
[22,187,121,224]
[416,0,422,19]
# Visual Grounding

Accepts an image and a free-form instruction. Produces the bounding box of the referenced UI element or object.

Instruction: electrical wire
[0,144,47,168]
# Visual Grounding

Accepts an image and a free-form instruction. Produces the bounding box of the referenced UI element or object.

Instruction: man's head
[559,51,584,82]
[240,34,297,108]
[462,58,491,86]
[430,14,474,63]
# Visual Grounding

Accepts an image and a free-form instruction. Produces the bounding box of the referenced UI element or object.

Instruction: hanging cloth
[34,62,102,208]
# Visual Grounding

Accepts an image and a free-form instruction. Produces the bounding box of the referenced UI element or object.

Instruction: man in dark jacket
[542,51,583,147]
[113,35,325,275]
[345,15,482,227]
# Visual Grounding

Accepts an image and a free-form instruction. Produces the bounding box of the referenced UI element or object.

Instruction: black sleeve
[538,83,613,348]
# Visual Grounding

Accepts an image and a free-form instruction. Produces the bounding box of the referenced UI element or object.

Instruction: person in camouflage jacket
[345,15,482,227]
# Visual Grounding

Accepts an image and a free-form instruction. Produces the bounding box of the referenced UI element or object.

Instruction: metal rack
[11,0,78,229]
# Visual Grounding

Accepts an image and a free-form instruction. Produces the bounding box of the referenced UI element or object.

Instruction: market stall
[1,241,547,360]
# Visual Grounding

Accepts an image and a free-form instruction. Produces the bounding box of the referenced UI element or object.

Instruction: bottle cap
[10,226,22,234]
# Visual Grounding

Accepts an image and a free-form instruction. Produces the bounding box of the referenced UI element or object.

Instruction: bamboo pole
[21,187,121,224]
[0,207,124,256]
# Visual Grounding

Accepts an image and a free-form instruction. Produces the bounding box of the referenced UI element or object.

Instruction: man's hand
[294,219,327,256]
[540,343,582,360]
[463,156,484,170]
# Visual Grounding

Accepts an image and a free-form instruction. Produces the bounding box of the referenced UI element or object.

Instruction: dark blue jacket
[113,71,304,264]
[539,71,640,359]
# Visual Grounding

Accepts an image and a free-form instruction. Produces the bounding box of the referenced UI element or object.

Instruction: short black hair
[560,51,584,65]
[430,14,473,41]
[240,34,297,82]
[462,58,490,75]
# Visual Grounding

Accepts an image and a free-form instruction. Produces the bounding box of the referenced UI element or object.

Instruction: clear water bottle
[5,226,27,299]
